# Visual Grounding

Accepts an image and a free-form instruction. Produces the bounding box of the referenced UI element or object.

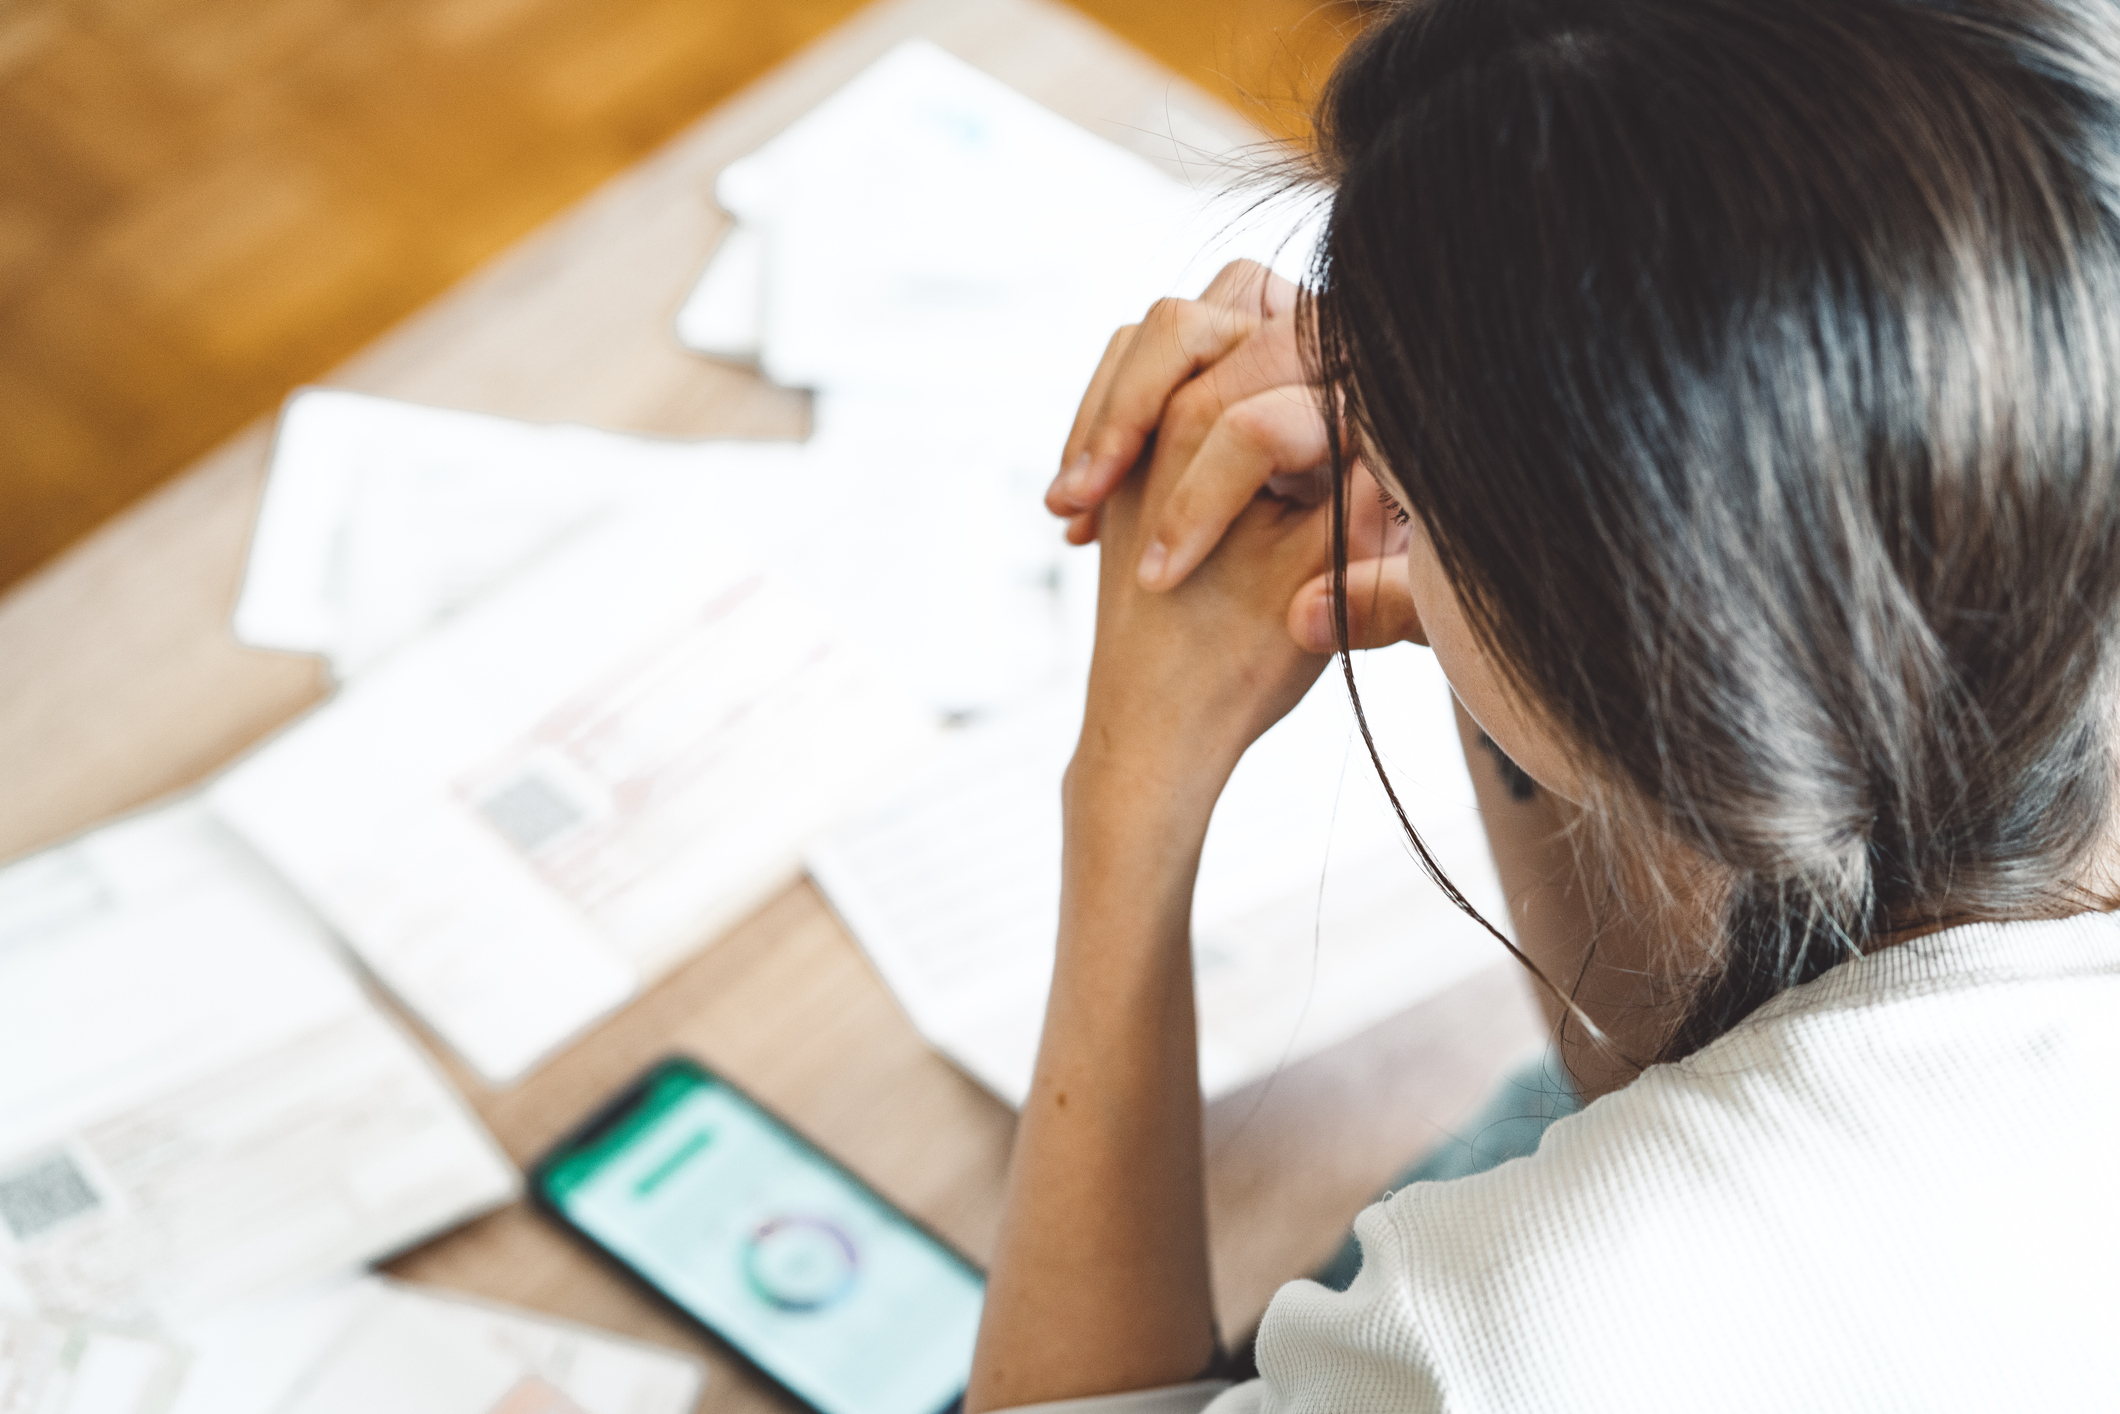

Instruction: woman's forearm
[965,749,1226,1411]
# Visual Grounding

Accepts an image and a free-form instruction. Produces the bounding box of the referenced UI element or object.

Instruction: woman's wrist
[1057,747,1223,969]
[1064,729,1232,852]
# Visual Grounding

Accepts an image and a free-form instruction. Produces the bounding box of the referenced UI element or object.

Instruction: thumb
[1288,556,1427,653]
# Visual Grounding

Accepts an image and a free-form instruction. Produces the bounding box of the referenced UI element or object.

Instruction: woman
[966,0,2120,1409]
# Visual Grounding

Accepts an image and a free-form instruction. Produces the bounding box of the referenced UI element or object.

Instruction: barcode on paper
[0,1149,102,1244]
[477,772,586,854]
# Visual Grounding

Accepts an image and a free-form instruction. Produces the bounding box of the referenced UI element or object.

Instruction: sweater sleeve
[1219,1199,1451,1414]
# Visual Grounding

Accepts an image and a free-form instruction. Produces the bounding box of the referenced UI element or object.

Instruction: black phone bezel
[528,1053,981,1414]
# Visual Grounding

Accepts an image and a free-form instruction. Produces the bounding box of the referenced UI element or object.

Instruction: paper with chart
[0,803,516,1326]
[808,647,1509,1105]
[683,39,1326,403]
[234,389,807,681]
[211,509,938,1085]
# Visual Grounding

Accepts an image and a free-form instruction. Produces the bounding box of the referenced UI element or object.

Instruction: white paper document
[211,510,938,1085]
[175,1278,704,1414]
[161,1276,377,1414]
[0,1312,185,1414]
[3,1275,705,1414]
[235,389,806,680]
[672,225,765,362]
[809,648,1510,1105]
[659,37,1326,720]
[689,39,1326,402]
[78,1273,707,1414]
[0,804,516,1326]
[235,389,1085,719]
[786,392,1099,718]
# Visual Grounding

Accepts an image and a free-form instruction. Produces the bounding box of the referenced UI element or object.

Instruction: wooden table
[0,0,1543,1406]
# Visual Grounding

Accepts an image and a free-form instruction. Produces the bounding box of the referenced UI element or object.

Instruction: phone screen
[537,1060,984,1414]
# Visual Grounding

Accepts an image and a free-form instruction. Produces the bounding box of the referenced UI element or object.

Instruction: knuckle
[1192,302,1254,351]
[1142,296,1190,330]
[1212,258,1255,301]
[1167,380,1224,439]
[1203,258,1267,296]
[1220,395,1284,451]
[1149,295,1244,360]
[1262,269,1302,317]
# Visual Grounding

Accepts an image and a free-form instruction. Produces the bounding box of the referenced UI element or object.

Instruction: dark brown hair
[1311,0,2120,1060]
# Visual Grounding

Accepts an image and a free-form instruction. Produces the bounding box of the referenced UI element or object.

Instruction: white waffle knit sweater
[1003,912,2120,1414]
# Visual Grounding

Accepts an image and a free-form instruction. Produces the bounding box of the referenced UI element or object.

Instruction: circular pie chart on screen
[742,1215,861,1311]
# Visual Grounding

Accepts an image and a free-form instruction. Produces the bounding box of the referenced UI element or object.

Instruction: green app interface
[542,1064,984,1414]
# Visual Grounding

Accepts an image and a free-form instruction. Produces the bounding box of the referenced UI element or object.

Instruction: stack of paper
[667,42,1509,1106]
[0,806,704,1411]
[675,37,1324,716]
[0,809,704,1412]
[0,803,516,1324]
[1,34,1499,1414]
[208,39,1502,1115]
[680,39,1325,404]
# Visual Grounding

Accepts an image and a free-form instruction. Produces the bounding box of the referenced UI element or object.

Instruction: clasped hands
[1052,260,1427,821]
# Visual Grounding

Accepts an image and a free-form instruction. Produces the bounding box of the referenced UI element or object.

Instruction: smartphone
[532,1056,984,1414]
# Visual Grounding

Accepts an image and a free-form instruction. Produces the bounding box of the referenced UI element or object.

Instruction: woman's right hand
[1047,259,1426,654]
[1068,419,1335,830]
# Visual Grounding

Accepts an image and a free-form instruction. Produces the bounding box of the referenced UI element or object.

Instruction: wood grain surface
[0,0,1361,591]
[0,2,1543,1407]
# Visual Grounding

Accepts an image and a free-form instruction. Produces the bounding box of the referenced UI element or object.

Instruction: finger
[1156,315,1313,456]
[1341,553,1426,648]
[1264,469,1329,507]
[1055,278,1311,516]
[1064,508,1101,546]
[1050,324,1139,513]
[1287,555,1427,654]
[1195,259,1302,321]
[1138,384,1330,590]
[1069,295,1262,508]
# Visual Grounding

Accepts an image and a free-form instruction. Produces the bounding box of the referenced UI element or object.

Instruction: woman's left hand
[1051,261,1427,659]
[969,423,1339,1413]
